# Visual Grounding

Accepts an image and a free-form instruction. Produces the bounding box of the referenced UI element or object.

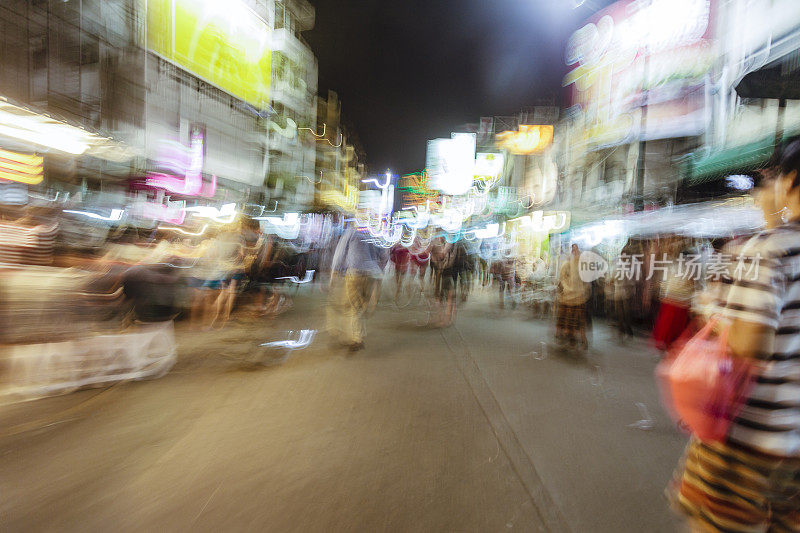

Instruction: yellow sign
[146,0,271,109]
[496,125,554,155]
[0,149,43,185]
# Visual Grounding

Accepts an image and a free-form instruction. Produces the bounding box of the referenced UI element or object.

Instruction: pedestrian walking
[669,139,800,532]
[555,244,591,349]
[327,224,388,351]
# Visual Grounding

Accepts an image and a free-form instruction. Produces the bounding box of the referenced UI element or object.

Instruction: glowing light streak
[362,172,392,190]
[276,270,315,284]
[0,169,42,185]
[182,202,237,224]
[130,200,187,224]
[269,117,297,139]
[0,148,43,185]
[145,132,217,197]
[260,330,316,350]
[495,125,554,155]
[301,172,322,184]
[63,209,124,221]
[445,232,461,244]
[299,123,326,138]
[327,133,343,148]
[399,227,417,248]
[519,194,536,209]
[470,221,506,240]
[243,202,277,217]
[256,212,300,239]
[0,101,120,156]
[157,224,209,236]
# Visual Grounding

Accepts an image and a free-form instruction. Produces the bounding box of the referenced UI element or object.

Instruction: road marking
[191,481,222,525]
[440,325,571,533]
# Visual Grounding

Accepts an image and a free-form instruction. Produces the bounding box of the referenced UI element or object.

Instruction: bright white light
[158,224,209,236]
[362,174,391,190]
[726,175,754,191]
[510,215,532,226]
[0,124,88,155]
[182,202,237,223]
[260,330,316,350]
[257,212,300,239]
[471,222,506,239]
[276,270,315,284]
[573,220,625,247]
[0,99,120,155]
[63,209,124,221]
[427,133,476,196]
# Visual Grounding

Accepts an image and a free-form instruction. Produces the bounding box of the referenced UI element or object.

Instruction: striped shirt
[722,222,800,457]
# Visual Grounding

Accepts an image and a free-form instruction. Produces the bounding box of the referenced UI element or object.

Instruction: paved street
[1,286,688,532]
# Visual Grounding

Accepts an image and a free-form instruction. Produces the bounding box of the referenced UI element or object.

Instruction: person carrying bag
[666,139,800,532]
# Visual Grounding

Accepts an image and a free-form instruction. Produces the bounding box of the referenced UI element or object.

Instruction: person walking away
[556,244,591,349]
[389,243,411,300]
[410,243,430,287]
[652,242,696,351]
[328,224,388,351]
[670,139,800,532]
[453,241,472,303]
[612,258,635,340]
[496,256,516,309]
[431,239,457,326]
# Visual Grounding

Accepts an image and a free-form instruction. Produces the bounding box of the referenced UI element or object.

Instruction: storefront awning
[736,51,800,100]
[685,137,775,186]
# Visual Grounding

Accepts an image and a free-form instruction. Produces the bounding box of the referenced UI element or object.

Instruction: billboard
[563,0,714,147]
[495,125,554,155]
[426,133,476,196]
[474,153,505,182]
[146,0,271,109]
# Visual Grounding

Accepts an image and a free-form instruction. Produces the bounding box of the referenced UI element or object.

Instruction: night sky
[305,0,610,175]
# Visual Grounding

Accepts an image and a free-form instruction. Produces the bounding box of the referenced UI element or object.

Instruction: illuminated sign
[144,129,216,197]
[320,183,359,212]
[495,125,554,155]
[361,173,395,217]
[427,133,476,196]
[564,0,714,147]
[146,0,271,109]
[513,211,571,234]
[474,153,504,182]
[398,171,438,209]
[129,199,186,224]
[0,149,43,185]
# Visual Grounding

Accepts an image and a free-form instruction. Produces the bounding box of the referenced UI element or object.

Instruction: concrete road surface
[0,286,688,532]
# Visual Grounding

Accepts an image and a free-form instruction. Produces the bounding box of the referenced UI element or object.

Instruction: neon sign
[144,131,216,197]
[0,149,43,185]
[129,199,187,224]
[495,126,554,155]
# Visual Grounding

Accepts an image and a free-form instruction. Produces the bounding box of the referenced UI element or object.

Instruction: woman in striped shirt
[671,140,800,532]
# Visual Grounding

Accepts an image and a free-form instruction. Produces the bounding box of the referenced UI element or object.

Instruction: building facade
[0,0,332,215]
[313,90,365,214]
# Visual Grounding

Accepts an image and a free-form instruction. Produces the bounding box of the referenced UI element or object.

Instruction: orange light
[495,125,554,155]
[0,148,43,184]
